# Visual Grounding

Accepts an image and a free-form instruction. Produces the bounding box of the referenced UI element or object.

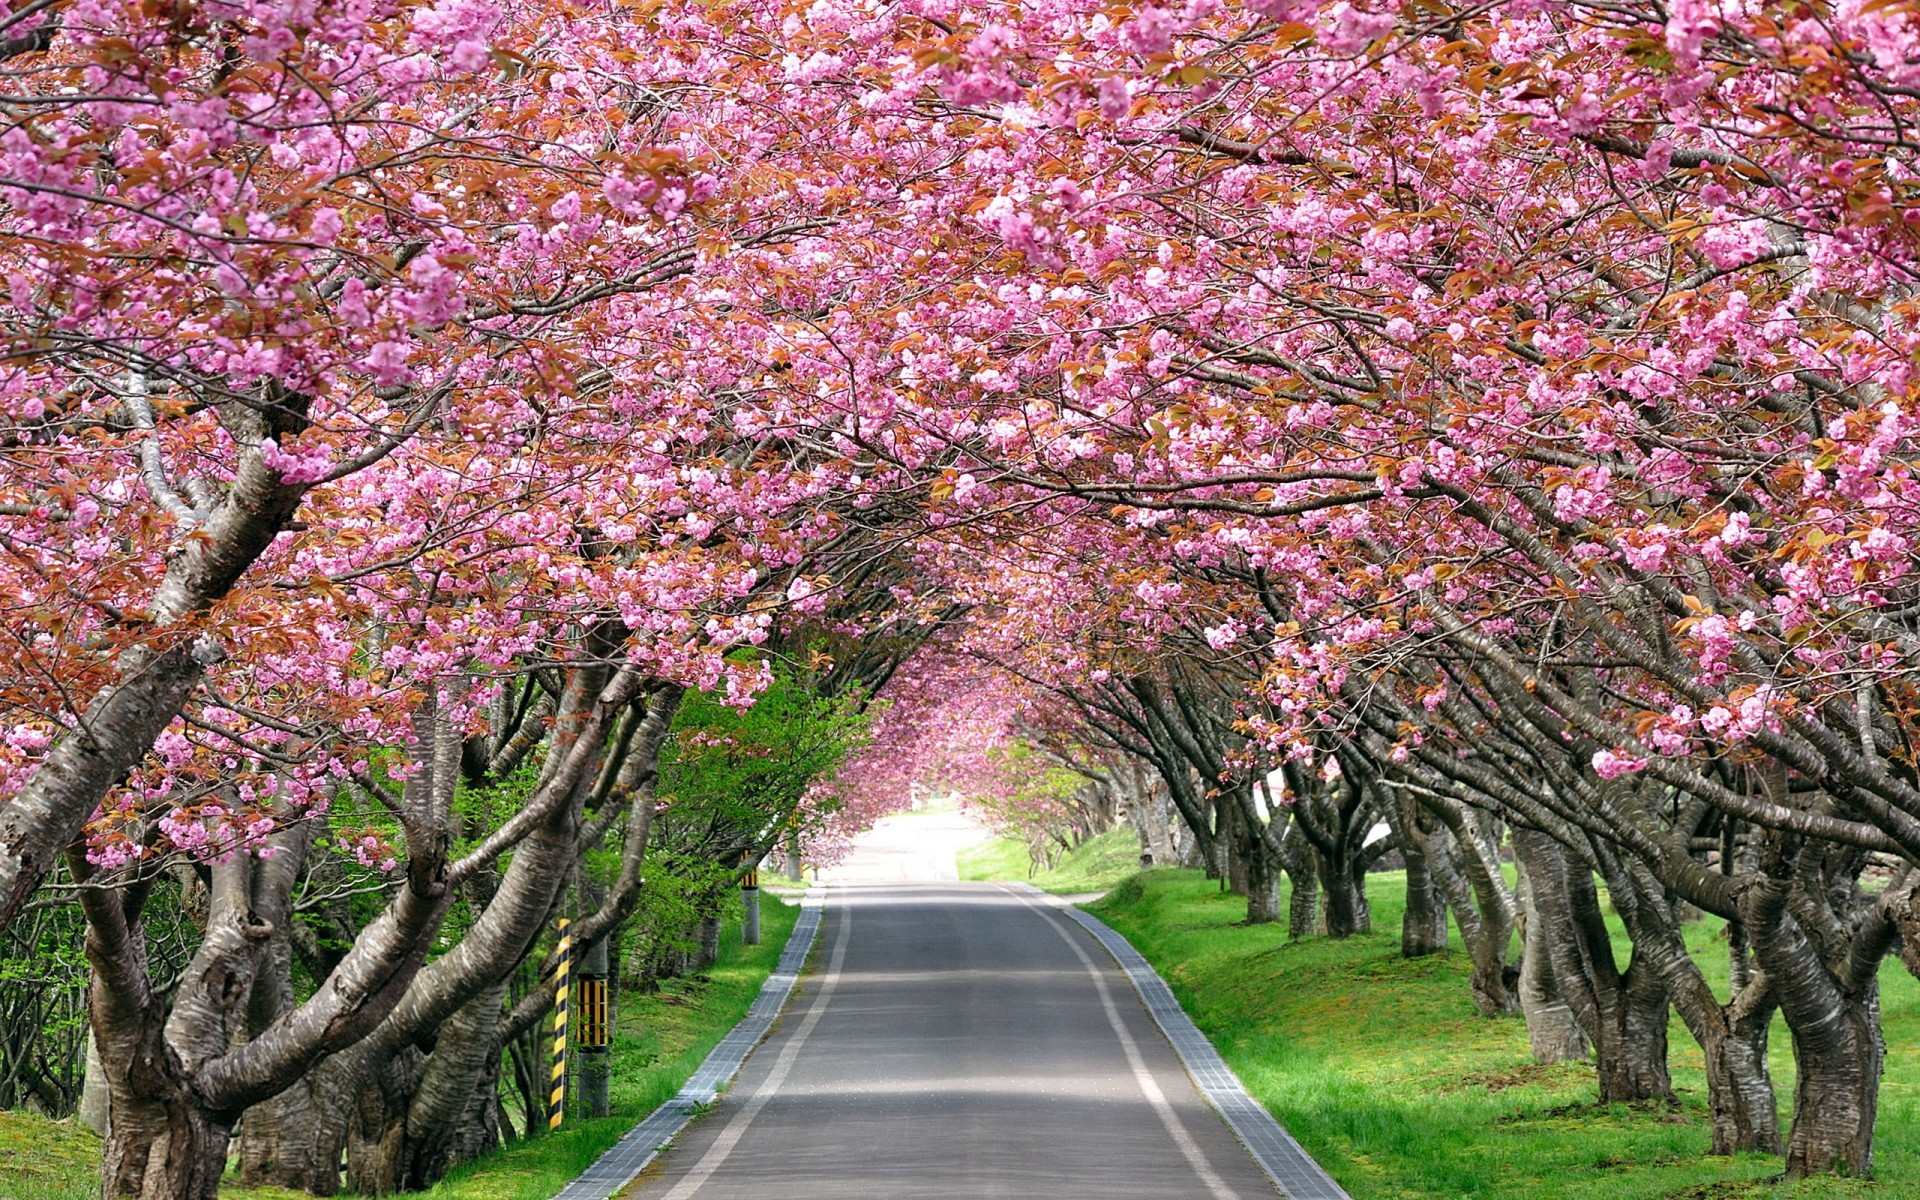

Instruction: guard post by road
[741,854,760,946]
[577,886,612,1118]
[548,917,571,1131]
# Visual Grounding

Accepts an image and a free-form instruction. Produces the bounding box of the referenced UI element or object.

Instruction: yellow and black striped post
[548,917,572,1131]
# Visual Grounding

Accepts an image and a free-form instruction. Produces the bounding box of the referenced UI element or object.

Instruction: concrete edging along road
[1008,883,1354,1200]
[549,886,826,1200]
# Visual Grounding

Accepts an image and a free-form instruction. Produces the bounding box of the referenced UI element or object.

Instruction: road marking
[1008,887,1244,1200]
[656,890,852,1199]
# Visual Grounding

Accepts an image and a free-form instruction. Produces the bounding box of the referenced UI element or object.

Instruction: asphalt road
[630,880,1280,1199]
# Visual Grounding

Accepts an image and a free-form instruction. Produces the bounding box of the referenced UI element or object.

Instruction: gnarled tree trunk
[1388,796,1447,957]
[1429,810,1519,1015]
[1287,846,1319,940]
[1516,829,1671,1103]
[1610,857,1780,1155]
[1516,858,1587,1063]
[1741,847,1882,1177]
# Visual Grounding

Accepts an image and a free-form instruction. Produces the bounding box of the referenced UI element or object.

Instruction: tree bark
[1780,1005,1877,1178]
[1515,860,1588,1063]
[238,1056,356,1194]
[1244,828,1281,925]
[88,849,269,1200]
[1219,795,1249,897]
[1688,979,1782,1156]
[694,914,722,973]
[1609,856,1782,1155]
[1287,846,1319,940]
[1320,850,1367,938]
[1397,829,1443,960]
[1515,829,1671,1102]
[1426,817,1516,1015]
[311,679,676,1195]
[1741,855,1880,1176]
[1123,760,1176,867]
[79,1031,108,1135]
[346,982,508,1194]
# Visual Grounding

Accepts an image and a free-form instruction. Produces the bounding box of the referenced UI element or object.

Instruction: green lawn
[958,826,1145,894]
[1085,869,1920,1200]
[0,895,800,1200]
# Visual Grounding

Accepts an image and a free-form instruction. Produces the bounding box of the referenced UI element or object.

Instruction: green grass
[956,833,1028,882]
[0,1108,125,1200]
[958,826,1145,894]
[1089,869,1920,1200]
[0,896,800,1200]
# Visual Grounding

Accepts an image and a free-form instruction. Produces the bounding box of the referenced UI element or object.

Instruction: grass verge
[957,826,1143,894]
[1088,869,1920,1200]
[0,895,799,1200]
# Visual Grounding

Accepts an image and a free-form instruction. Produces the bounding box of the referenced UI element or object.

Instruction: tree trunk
[1428,820,1516,1015]
[79,1031,108,1135]
[1320,850,1368,938]
[99,1065,232,1200]
[695,915,722,973]
[346,982,509,1194]
[1781,993,1879,1177]
[1204,794,1226,882]
[87,852,269,1199]
[1245,835,1280,925]
[93,968,234,1200]
[1400,834,1447,957]
[344,1046,425,1197]
[1740,860,1881,1177]
[1219,797,1249,896]
[1516,864,1588,1062]
[1516,829,1671,1102]
[1611,859,1780,1155]
[1694,1001,1782,1155]
[1122,763,1175,867]
[1591,964,1672,1103]
[1287,847,1319,940]
[447,1048,508,1168]
[238,1058,355,1195]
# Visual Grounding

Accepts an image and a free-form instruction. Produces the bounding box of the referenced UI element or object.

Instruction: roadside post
[548,917,571,1131]
[741,854,761,946]
[578,886,612,1118]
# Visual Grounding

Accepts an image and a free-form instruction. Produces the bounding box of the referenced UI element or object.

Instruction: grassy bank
[1085,869,1920,1200]
[957,826,1143,894]
[0,895,800,1200]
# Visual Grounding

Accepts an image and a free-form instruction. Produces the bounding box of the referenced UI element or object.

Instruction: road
[816,805,990,884]
[628,876,1281,1198]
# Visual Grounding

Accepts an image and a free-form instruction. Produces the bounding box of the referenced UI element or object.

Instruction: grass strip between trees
[957,826,1145,894]
[0,895,799,1200]
[1081,869,1919,1200]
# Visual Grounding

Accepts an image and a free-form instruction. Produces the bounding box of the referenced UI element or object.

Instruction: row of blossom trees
[782,0,1920,1180]
[8,0,1920,1190]
[0,0,925,1192]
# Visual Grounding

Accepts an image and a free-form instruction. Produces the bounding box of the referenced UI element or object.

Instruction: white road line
[657,890,851,1199]
[1008,886,1244,1200]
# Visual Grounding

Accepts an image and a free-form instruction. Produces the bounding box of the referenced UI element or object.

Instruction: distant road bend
[629,880,1290,1199]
